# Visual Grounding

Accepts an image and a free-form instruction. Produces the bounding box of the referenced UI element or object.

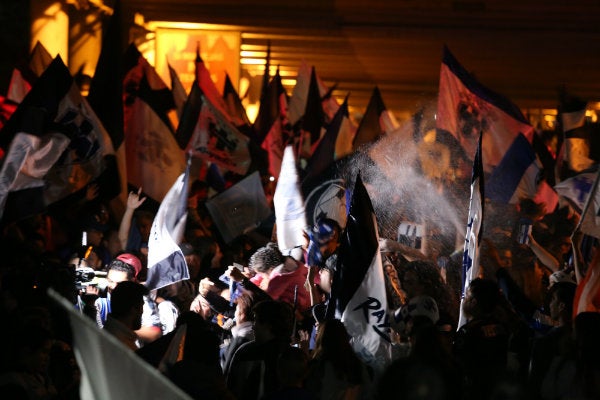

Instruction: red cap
[116,253,142,278]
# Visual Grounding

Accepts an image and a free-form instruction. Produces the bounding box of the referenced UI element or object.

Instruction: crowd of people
[1,152,600,400]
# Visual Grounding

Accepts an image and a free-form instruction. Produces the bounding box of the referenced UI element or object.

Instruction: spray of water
[341,106,471,257]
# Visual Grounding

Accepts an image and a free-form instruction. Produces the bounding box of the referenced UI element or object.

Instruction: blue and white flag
[274,145,307,257]
[554,169,597,212]
[487,133,541,204]
[437,46,534,172]
[146,162,190,291]
[327,174,391,373]
[458,132,484,328]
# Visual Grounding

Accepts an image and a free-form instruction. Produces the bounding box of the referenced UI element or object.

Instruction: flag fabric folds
[554,169,597,212]
[577,170,600,240]
[0,56,115,221]
[146,163,191,291]
[7,41,53,104]
[48,289,192,400]
[273,145,307,256]
[260,69,290,179]
[353,86,398,150]
[122,45,186,202]
[223,73,251,129]
[327,173,391,373]
[458,133,484,329]
[437,46,534,171]
[205,171,272,243]
[486,133,541,204]
[184,87,251,176]
[169,62,187,119]
[561,97,593,173]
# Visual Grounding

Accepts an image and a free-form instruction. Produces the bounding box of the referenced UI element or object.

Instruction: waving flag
[554,169,597,212]
[301,99,353,230]
[260,69,291,179]
[327,173,391,373]
[561,96,593,173]
[146,161,190,291]
[437,46,534,171]
[7,41,53,104]
[572,173,600,315]
[168,62,187,120]
[176,76,251,176]
[122,45,186,202]
[223,73,251,129]
[0,56,115,221]
[48,290,191,400]
[274,146,307,256]
[205,171,272,243]
[353,86,398,150]
[458,132,484,329]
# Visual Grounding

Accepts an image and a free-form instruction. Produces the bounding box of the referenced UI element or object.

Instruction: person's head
[252,300,293,343]
[135,210,154,242]
[248,242,283,275]
[462,278,501,319]
[313,319,353,359]
[180,243,201,279]
[110,281,147,330]
[547,281,576,323]
[400,260,444,299]
[82,214,108,247]
[106,253,142,291]
[234,291,255,324]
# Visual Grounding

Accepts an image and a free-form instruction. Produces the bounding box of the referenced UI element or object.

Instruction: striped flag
[561,96,593,174]
[458,132,484,328]
[273,145,307,256]
[437,46,534,172]
[327,173,391,373]
[146,161,190,291]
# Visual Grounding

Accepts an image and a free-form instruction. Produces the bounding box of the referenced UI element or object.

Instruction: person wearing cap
[93,253,162,346]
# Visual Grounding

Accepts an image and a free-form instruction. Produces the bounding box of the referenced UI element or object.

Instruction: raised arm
[118,188,146,251]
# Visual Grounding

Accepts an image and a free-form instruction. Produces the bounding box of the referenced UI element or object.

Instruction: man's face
[107,270,130,292]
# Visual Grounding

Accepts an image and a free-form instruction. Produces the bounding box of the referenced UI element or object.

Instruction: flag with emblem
[327,173,391,373]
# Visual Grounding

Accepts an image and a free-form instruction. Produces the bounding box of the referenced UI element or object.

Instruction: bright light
[269,176,275,182]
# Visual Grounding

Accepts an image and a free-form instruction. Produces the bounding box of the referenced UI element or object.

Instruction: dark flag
[301,98,352,230]
[7,41,53,104]
[205,171,272,243]
[168,62,187,119]
[327,173,391,373]
[0,56,115,222]
[87,0,126,149]
[353,86,398,151]
[223,73,252,130]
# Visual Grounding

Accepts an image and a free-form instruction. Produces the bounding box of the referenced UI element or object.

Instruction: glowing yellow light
[246,103,259,123]
[281,78,297,87]
[240,58,266,65]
